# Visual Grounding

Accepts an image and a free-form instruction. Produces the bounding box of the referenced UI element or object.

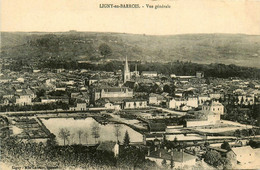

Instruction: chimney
[148,147,150,156]
[159,151,162,158]
[155,147,157,151]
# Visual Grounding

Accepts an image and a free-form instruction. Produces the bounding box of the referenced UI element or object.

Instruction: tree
[240,97,244,106]
[162,134,167,147]
[204,150,222,167]
[58,128,71,145]
[221,157,232,170]
[234,129,241,138]
[99,43,112,57]
[204,141,210,147]
[161,159,167,168]
[114,124,121,141]
[77,130,83,144]
[163,84,175,96]
[84,131,88,145]
[123,130,130,146]
[221,141,231,151]
[91,122,100,144]
[170,159,175,169]
[36,89,46,98]
[70,133,75,144]
[173,136,178,148]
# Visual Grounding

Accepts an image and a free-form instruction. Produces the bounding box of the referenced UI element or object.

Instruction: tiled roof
[148,149,196,162]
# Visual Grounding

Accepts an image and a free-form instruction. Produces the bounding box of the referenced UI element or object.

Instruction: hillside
[1,32,260,68]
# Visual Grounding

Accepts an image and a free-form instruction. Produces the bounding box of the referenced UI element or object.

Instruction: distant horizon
[1,31,260,36]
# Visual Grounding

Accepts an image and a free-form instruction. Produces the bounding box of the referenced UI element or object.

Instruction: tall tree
[91,122,100,144]
[123,130,130,146]
[221,141,231,151]
[114,124,121,141]
[77,130,83,144]
[70,133,75,144]
[58,128,71,145]
[84,131,88,145]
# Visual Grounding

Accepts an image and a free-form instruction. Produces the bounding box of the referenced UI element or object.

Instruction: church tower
[123,56,131,83]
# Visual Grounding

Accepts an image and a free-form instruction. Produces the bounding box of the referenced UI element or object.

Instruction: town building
[149,93,165,105]
[123,99,148,109]
[168,98,187,110]
[141,71,158,77]
[185,101,224,127]
[130,64,140,77]
[202,101,224,115]
[187,97,198,108]
[69,99,87,111]
[15,89,36,106]
[232,146,255,165]
[92,87,133,101]
[145,148,197,168]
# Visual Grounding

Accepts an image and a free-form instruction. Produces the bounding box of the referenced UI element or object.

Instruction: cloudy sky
[1,0,260,35]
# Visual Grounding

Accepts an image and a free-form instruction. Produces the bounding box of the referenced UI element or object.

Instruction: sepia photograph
[0,0,260,169]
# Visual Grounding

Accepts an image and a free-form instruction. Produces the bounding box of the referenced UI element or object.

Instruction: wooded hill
[1,32,260,68]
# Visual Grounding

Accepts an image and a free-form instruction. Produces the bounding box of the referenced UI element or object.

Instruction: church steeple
[123,56,130,83]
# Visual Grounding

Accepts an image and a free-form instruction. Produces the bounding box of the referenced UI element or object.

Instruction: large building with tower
[123,57,131,83]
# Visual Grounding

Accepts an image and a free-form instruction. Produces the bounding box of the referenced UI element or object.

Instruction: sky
[1,0,260,35]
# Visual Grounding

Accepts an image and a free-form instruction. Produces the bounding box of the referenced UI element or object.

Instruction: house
[71,92,90,104]
[184,100,223,127]
[15,89,35,106]
[175,90,183,97]
[185,110,221,127]
[141,71,158,77]
[145,148,197,168]
[104,102,120,110]
[92,87,133,101]
[168,98,187,110]
[187,97,198,108]
[123,99,147,109]
[232,146,255,165]
[69,99,87,111]
[149,123,166,134]
[196,71,204,78]
[202,101,224,115]
[149,93,165,105]
[41,95,69,104]
[237,95,254,105]
[95,98,121,110]
[209,93,223,100]
[88,77,99,86]
[143,134,164,144]
[97,141,119,157]
[198,95,210,105]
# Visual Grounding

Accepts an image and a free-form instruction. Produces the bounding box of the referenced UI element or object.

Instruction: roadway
[150,106,187,116]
